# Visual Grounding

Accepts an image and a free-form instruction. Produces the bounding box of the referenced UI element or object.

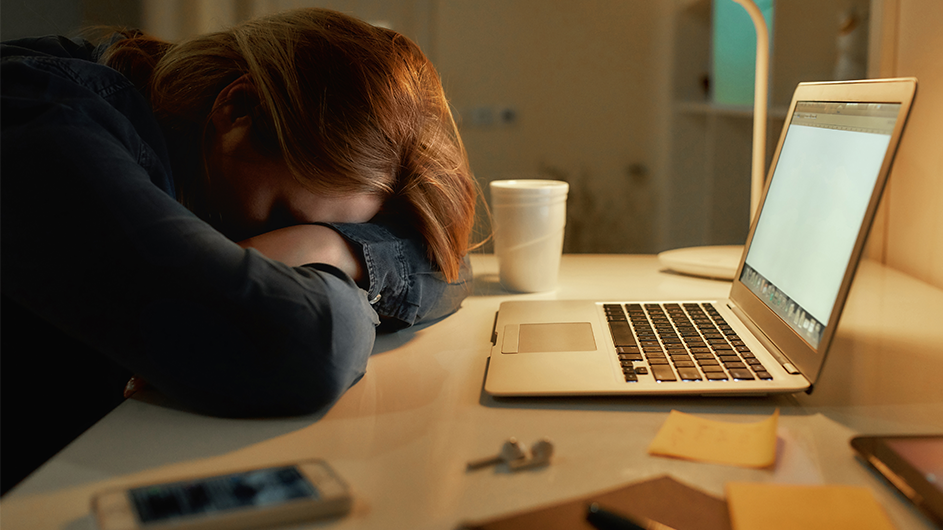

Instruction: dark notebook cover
[458,475,730,530]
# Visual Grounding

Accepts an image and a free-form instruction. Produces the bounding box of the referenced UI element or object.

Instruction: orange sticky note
[647,409,779,468]
[726,482,897,530]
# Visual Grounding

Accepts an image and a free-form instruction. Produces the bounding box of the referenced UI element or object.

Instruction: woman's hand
[239,225,368,286]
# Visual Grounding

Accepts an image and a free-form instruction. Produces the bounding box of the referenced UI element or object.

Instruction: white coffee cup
[490,179,569,292]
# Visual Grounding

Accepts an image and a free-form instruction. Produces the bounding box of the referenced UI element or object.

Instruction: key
[466,438,526,470]
[507,439,554,471]
[651,364,677,381]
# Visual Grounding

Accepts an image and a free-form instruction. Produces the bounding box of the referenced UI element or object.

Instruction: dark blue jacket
[0,36,470,418]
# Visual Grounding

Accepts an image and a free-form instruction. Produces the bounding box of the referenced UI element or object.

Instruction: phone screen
[885,437,943,494]
[853,435,943,526]
[128,466,319,524]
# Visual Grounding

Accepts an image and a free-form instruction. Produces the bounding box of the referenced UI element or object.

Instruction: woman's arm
[2,50,377,418]
[239,221,473,330]
[238,225,368,286]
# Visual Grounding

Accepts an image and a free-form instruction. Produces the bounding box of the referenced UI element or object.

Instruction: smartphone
[851,434,943,527]
[92,459,352,530]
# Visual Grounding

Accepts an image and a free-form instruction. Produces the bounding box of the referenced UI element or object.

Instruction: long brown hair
[101,8,476,281]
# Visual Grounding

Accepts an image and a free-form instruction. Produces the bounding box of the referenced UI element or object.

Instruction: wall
[0,0,81,40]
[868,0,943,289]
[0,0,140,40]
[434,1,670,254]
[141,0,432,49]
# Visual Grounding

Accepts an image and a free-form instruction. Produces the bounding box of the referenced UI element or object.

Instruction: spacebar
[650,365,677,381]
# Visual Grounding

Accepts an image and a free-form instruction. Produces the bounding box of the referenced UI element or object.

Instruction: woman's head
[104,9,476,281]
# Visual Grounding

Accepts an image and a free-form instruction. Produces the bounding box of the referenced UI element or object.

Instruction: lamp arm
[731,0,769,223]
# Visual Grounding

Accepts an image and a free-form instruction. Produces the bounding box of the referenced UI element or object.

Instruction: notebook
[485,78,917,397]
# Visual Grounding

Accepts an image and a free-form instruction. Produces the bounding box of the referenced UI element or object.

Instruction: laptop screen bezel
[729,78,917,386]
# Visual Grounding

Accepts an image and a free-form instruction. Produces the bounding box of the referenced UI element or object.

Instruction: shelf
[674,100,789,119]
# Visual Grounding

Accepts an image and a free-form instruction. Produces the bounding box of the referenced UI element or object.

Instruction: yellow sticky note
[726,482,897,530]
[647,409,778,468]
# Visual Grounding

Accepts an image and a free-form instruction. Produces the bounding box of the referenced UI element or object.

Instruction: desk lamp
[657,0,769,280]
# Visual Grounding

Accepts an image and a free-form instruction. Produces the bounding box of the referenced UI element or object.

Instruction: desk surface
[3,254,942,529]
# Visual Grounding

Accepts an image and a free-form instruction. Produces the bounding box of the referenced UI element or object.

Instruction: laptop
[485,78,917,397]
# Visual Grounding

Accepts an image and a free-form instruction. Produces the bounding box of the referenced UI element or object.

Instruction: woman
[1,8,476,489]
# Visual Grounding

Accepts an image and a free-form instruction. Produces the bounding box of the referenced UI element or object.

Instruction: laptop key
[608,321,635,346]
[651,365,677,381]
[677,367,702,381]
[729,369,755,380]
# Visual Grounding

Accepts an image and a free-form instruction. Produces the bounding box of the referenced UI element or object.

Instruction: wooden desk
[3,255,942,529]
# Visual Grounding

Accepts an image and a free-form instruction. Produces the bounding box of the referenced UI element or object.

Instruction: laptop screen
[740,101,901,349]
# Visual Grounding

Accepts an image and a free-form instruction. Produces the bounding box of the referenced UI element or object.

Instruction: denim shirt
[0,36,471,417]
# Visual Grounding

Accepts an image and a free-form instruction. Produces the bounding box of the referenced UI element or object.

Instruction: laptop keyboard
[604,303,772,383]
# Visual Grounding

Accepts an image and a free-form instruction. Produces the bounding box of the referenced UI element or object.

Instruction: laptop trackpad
[503,322,596,353]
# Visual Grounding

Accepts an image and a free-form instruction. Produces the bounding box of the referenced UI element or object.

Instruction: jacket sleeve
[324,221,473,331]
[1,47,378,418]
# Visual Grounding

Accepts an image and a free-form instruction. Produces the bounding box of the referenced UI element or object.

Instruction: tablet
[851,434,943,526]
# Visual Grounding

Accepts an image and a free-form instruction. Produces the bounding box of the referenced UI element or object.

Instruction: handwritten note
[726,482,897,530]
[647,409,779,468]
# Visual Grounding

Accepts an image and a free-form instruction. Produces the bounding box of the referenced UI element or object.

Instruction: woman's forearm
[238,224,367,286]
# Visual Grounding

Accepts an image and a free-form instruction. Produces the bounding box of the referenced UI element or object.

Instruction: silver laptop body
[485,78,917,397]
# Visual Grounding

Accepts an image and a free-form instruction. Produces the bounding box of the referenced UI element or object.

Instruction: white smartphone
[92,459,352,530]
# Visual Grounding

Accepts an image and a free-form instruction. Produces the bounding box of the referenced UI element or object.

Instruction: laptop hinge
[726,302,801,375]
